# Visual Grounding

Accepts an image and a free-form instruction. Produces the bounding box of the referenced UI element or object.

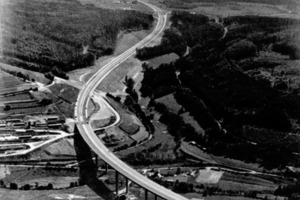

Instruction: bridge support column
[145,189,148,200]
[154,195,157,200]
[95,155,98,169]
[105,163,108,174]
[125,177,129,194]
[115,171,119,195]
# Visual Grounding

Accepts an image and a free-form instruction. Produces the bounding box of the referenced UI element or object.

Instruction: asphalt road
[75,1,189,199]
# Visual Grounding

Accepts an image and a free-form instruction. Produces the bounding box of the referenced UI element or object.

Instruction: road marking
[79,71,90,82]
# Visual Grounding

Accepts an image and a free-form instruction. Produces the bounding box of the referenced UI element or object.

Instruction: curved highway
[75,1,189,200]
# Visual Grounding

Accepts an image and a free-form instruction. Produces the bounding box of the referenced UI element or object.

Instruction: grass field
[97,57,144,93]
[0,185,103,200]
[180,112,205,135]
[42,138,76,157]
[148,53,179,69]
[79,0,153,13]
[217,172,277,192]
[0,63,49,85]
[149,0,299,18]
[155,93,181,114]
[114,28,154,56]
[180,141,268,173]
[91,118,114,130]
[190,2,300,18]
[28,138,76,161]
[2,166,78,187]
[0,70,58,118]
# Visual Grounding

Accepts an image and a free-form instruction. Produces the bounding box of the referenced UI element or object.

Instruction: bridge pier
[95,155,98,169]
[105,163,108,174]
[145,189,148,200]
[125,177,129,194]
[115,171,119,195]
[154,195,158,200]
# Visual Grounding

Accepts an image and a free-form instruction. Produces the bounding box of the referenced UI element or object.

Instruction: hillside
[1,0,153,78]
[138,11,300,169]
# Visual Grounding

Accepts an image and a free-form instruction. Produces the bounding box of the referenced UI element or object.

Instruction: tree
[225,39,257,60]
[4,104,12,111]
[176,167,181,175]
[203,189,208,197]
[23,184,30,190]
[47,183,53,190]
[10,183,18,189]
[39,98,52,106]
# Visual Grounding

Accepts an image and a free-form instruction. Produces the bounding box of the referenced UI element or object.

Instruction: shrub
[23,184,30,190]
[225,39,257,60]
[272,42,300,59]
[10,183,18,190]
[4,104,12,111]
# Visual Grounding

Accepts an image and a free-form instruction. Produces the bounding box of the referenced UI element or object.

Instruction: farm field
[147,53,179,69]
[0,70,56,119]
[0,71,31,93]
[217,172,277,192]
[0,63,49,85]
[190,2,300,18]
[148,0,300,18]
[0,185,103,200]
[155,93,182,113]
[79,0,153,13]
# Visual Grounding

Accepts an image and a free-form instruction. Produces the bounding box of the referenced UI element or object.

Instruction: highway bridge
[75,0,189,200]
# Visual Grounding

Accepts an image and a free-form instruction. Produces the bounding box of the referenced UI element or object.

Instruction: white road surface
[75,1,189,199]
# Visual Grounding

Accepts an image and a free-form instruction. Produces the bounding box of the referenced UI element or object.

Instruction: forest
[1,0,153,79]
[138,11,300,169]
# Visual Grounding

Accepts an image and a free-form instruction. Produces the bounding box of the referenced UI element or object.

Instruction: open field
[149,0,300,18]
[0,63,49,85]
[1,165,78,186]
[217,172,277,192]
[79,0,153,13]
[40,138,76,158]
[190,2,300,18]
[180,112,205,135]
[180,141,267,172]
[147,53,179,69]
[114,28,154,56]
[0,185,103,200]
[97,57,144,93]
[0,70,58,119]
[89,95,115,129]
[0,71,31,93]
[27,137,77,161]
[155,93,181,114]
